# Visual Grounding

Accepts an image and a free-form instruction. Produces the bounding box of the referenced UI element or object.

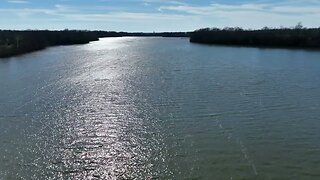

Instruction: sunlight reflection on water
[47,40,169,178]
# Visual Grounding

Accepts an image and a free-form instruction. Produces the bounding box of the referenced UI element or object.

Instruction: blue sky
[0,0,319,31]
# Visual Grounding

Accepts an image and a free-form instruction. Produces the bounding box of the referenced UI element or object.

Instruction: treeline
[127,32,189,37]
[0,30,189,58]
[0,30,104,58]
[190,26,320,49]
[91,31,189,37]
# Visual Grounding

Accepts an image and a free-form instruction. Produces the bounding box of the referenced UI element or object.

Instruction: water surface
[1,37,320,179]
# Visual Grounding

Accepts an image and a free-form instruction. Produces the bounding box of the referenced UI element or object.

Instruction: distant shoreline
[190,27,320,49]
[0,30,189,58]
[2,28,320,58]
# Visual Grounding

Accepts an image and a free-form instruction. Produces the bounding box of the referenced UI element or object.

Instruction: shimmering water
[1,37,320,179]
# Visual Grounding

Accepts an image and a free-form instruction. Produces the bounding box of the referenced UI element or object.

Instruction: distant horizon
[0,22,320,33]
[1,0,320,31]
[1,23,319,33]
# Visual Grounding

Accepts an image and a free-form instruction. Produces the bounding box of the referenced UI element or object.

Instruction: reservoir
[1,37,320,179]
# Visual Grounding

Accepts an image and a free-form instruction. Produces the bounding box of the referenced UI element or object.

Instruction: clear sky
[0,0,319,32]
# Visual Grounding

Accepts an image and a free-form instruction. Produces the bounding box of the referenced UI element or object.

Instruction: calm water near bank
[1,37,320,179]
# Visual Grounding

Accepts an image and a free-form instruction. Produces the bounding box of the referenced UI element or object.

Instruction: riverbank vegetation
[0,30,189,58]
[3,25,320,58]
[190,25,320,49]
[0,30,102,58]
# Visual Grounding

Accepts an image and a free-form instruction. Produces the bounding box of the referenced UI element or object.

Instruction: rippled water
[1,37,320,179]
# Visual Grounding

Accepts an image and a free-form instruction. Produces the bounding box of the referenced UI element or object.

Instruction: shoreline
[190,40,320,52]
[190,28,320,50]
[0,30,189,58]
[2,28,320,58]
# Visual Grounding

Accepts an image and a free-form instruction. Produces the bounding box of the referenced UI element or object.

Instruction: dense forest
[0,30,189,58]
[190,26,320,48]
